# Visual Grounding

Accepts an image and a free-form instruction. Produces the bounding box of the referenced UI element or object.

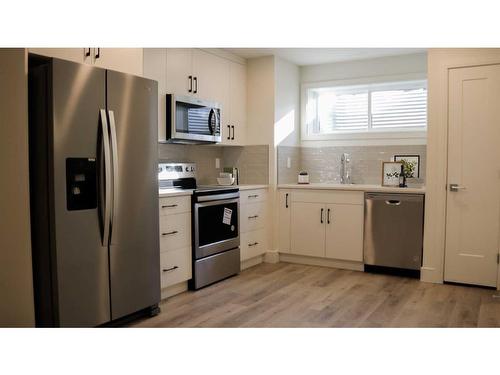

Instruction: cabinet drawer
[240,189,268,205]
[159,196,191,216]
[240,229,267,261]
[292,190,363,205]
[159,212,191,252]
[160,247,192,289]
[240,202,267,233]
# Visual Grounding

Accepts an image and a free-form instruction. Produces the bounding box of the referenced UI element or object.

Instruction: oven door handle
[195,197,240,208]
[196,192,240,202]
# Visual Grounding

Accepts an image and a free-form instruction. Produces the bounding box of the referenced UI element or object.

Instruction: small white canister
[298,171,309,184]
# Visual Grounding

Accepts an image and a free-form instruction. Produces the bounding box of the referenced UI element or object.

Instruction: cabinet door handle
[161,230,178,236]
[95,48,100,60]
[227,125,231,140]
[193,76,198,93]
[327,208,331,224]
[248,194,258,198]
[231,125,235,140]
[320,208,324,224]
[161,204,178,208]
[248,215,259,219]
[248,242,259,247]
[285,193,289,208]
[188,75,193,93]
[84,48,91,58]
[162,266,178,272]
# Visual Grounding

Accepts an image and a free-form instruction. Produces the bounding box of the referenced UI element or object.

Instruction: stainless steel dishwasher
[363,193,424,271]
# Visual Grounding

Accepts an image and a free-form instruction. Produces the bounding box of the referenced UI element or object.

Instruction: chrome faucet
[340,153,351,184]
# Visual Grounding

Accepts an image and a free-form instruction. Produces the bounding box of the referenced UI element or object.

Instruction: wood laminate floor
[131,262,500,328]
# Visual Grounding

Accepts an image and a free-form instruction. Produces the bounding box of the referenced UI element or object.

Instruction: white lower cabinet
[287,190,364,262]
[290,202,326,257]
[240,229,268,261]
[239,188,269,261]
[160,247,192,289]
[325,204,364,262]
[158,195,193,296]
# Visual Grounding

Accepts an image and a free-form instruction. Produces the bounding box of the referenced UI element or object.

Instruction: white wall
[274,57,300,147]
[301,52,427,83]
[0,48,35,326]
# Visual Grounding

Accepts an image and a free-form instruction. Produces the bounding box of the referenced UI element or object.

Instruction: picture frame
[393,154,420,178]
[382,161,403,187]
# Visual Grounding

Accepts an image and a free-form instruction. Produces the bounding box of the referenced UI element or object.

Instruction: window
[304,80,427,138]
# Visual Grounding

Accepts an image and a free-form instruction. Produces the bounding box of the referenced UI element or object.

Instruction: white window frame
[301,73,428,144]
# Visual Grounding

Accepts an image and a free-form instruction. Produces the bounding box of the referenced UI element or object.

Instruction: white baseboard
[241,255,264,270]
[161,281,188,300]
[264,251,280,264]
[279,253,364,272]
[420,266,443,284]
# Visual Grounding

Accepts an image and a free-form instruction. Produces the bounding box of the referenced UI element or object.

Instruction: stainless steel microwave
[166,94,222,144]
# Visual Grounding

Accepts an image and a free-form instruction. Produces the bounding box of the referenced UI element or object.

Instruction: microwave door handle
[108,110,119,245]
[99,109,112,246]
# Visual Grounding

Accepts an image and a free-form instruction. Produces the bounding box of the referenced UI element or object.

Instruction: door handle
[99,109,111,246]
[231,125,235,140]
[248,194,258,198]
[248,242,259,247]
[95,48,100,60]
[188,75,193,93]
[285,193,289,208]
[449,184,466,192]
[161,230,179,236]
[193,76,198,93]
[84,48,91,58]
[227,125,231,140]
[327,208,331,224]
[161,204,178,208]
[248,215,259,219]
[108,110,119,245]
[320,208,324,224]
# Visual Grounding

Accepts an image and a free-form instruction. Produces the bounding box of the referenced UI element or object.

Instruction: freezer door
[106,70,160,320]
[51,59,111,326]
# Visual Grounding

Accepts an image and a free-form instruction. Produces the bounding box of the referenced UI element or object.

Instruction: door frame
[424,49,500,289]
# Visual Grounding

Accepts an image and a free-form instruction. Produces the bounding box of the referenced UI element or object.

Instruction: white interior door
[445,64,500,287]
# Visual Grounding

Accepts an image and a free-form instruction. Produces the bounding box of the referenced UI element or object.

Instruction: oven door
[168,95,222,143]
[194,198,240,259]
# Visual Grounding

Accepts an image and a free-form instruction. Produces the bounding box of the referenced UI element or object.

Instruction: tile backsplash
[278,145,427,185]
[158,143,269,185]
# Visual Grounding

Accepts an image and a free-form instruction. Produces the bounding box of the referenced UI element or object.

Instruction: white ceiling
[225,48,426,66]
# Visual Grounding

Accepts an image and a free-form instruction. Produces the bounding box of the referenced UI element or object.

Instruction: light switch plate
[287,157,291,169]
[215,158,220,169]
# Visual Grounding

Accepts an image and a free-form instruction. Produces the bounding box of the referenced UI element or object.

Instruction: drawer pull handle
[161,204,178,208]
[162,266,178,272]
[248,215,259,219]
[161,230,178,236]
[248,242,259,247]
[248,194,258,198]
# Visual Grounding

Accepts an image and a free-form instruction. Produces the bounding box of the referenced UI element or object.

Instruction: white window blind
[305,80,427,137]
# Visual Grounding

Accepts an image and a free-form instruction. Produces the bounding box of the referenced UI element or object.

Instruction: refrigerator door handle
[100,109,112,246]
[108,110,119,244]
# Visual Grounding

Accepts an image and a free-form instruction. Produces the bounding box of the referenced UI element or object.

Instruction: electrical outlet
[215,158,220,169]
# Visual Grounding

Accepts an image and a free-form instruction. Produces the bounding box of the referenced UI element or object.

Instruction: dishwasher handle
[385,200,401,206]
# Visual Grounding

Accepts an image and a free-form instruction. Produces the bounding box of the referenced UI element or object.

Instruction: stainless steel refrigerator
[28,55,160,327]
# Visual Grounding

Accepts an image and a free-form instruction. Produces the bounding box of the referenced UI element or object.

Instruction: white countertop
[158,184,268,197]
[158,188,194,198]
[278,183,425,194]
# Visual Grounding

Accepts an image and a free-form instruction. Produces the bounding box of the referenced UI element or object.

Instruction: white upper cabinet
[91,48,143,76]
[225,61,247,145]
[28,48,143,76]
[29,48,88,64]
[165,48,194,96]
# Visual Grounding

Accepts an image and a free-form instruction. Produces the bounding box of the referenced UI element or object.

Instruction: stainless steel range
[158,163,241,289]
